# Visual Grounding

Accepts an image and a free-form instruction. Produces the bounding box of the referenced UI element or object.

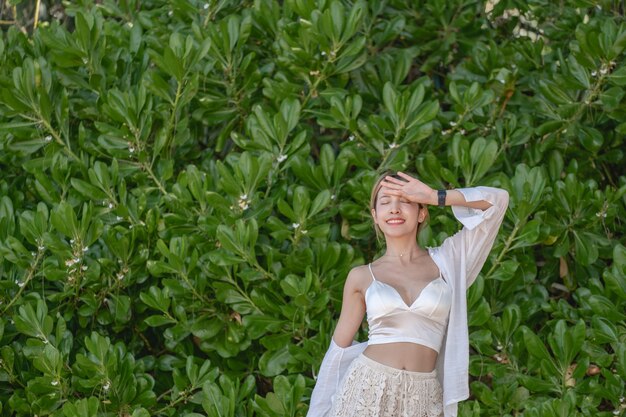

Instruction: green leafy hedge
[1,0,625,416]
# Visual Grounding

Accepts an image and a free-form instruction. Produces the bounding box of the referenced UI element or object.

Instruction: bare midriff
[363,342,438,372]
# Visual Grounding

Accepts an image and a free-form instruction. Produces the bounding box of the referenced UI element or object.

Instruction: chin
[381,227,417,238]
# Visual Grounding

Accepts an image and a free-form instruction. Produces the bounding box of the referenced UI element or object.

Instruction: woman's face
[371,187,426,238]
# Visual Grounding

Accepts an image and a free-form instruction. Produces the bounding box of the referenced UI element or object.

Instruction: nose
[388,201,401,213]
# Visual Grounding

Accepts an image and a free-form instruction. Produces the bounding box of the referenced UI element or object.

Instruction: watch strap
[437,189,447,207]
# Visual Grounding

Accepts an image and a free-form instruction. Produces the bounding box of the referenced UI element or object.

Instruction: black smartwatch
[437,189,447,207]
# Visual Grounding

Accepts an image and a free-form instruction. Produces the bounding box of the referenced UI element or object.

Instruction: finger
[384,175,408,186]
[396,172,416,182]
[381,180,403,190]
[380,188,402,197]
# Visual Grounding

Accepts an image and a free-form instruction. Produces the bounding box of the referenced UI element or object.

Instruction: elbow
[498,188,510,209]
[487,186,509,209]
[331,335,353,349]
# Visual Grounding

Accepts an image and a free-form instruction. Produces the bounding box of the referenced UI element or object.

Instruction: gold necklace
[384,250,426,258]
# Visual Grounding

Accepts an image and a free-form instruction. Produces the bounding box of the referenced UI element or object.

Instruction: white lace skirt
[329,354,444,417]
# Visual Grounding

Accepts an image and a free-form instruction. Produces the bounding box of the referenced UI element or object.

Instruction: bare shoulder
[343,264,372,294]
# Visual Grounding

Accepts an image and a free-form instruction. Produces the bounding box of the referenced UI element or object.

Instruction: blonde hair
[369,171,429,238]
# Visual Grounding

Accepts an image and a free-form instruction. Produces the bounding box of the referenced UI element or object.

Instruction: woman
[307,171,509,417]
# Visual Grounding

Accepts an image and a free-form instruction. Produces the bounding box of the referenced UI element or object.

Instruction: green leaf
[309,190,331,217]
[577,126,603,153]
[566,55,590,88]
[13,299,53,341]
[609,64,626,86]
[408,100,439,130]
[521,326,553,363]
[539,80,572,105]
[216,225,242,255]
[7,136,47,154]
[382,82,398,125]
[468,298,491,326]
[62,397,99,417]
[258,346,290,377]
[144,315,176,327]
[469,137,498,184]
[292,186,310,219]
[33,344,62,375]
[50,201,79,238]
[487,259,519,281]
[71,178,108,200]
[139,286,171,313]
[573,230,598,265]
[279,98,300,133]
[243,315,285,339]
[502,304,521,337]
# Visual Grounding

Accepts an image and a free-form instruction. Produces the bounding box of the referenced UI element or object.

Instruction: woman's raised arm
[438,186,509,286]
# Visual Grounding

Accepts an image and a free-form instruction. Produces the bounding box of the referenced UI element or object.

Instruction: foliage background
[1,0,625,416]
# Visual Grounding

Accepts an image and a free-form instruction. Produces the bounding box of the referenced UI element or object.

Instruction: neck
[383,239,422,259]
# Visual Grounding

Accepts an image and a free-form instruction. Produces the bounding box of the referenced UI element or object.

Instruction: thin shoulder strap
[367,263,377,281]
[428,248,446,283]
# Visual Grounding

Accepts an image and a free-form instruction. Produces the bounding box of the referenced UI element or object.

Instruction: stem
[179,271,210,304]
[2,250,44,314]
[163,80,183,162]
[154,387,198,416]
[226,271,263,314]
[568,73,605,124]
[23,114,83,164]
[33,0,41,29]
[137,161,168,196]
[200,263,263,313]
[155,388,173,403]
[134,325,155,353]
[484,221,521,280]
[302,60,332,109]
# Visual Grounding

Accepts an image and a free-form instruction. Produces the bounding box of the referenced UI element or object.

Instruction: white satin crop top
[365,263,452,353]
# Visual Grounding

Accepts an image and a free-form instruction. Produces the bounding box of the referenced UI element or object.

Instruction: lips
[386,218,405,225]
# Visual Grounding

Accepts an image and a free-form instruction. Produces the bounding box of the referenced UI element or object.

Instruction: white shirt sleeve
[440,186,509,286]
[306,339,367,417]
